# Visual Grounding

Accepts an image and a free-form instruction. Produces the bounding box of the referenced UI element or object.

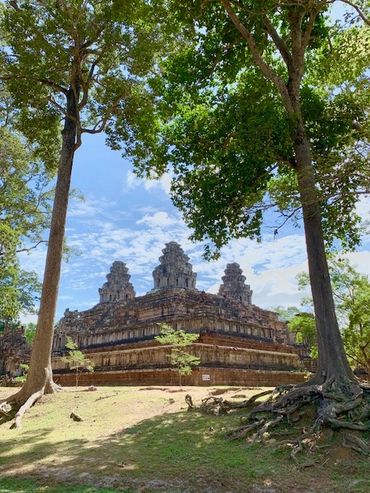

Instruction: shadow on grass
[0,411,369,493]
[0,411,279,492]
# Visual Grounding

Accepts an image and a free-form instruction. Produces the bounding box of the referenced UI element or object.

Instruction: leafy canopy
[342,280,370,377]
[0,0,169,158]
[296,256,370,371]
[128,1,369,258]
[0,0,172,326]
[0,126,49,323]
[274,306,317,357]
[22,323,36,345]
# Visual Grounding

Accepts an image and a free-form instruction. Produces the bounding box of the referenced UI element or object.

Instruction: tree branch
[0,75,68,95]
[339,0,370,25]
[81,87,127,136]
[48,95,67,115]
[78,55,103,110]
[81,125,105,134]
[262,15,293,68]
[268,206,302,236]
[0,240,48,257]
[221,0,294,113]
[301,8,320,54]
[39,79,68,96]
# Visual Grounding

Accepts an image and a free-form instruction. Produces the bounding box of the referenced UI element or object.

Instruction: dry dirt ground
[0,385,369,493]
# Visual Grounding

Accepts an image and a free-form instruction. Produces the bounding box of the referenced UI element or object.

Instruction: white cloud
[125,170,140,189]
[20,313,38,325]
[344,250,370,278]
[125,171,172,194]
[68,196,116,218]
[18,191,370,320]
[18,245,47,279]
[356,195,370,219]
[136,211,179,228]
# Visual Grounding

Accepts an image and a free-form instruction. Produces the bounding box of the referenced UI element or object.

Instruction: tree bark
[14,88,77,402]
[292,119,356,389]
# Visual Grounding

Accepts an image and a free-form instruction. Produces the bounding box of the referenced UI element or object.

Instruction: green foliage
[288,313,317,358]
[155,324,201,384]
[129,2,369,258]
[333,261,370,376]
[24,322,36,345]
[273,306,301,323]
[273,305,317,357]
[298,257,370,373]
[0,125,49,323]
[0,0,170,160]
[62,336,94,386]
[342,282,370,377]
[0,267,41,324]
[274,305,317,357]
[14,363,29,383]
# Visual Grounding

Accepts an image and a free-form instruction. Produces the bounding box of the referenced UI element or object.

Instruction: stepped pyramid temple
[48,242,306,386]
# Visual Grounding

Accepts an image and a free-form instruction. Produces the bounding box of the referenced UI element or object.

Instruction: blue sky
[19,131,370,324]
[18,2,370,323]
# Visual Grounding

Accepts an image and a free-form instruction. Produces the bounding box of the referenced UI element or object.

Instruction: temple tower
[99,261,135,303]
[218,263,252,304]
[153,242,197,290]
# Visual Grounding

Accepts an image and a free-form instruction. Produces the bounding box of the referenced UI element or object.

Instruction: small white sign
[202,374,211,381]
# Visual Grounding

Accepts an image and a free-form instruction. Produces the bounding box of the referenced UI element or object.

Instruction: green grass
[0,477,133,493]
[0,386,369,493]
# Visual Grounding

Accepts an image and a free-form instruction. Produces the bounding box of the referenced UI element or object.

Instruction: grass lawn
[0,385,369,493]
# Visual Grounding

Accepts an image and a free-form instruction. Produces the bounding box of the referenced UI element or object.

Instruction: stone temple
[99,261,136,303]
[51,242,306,386]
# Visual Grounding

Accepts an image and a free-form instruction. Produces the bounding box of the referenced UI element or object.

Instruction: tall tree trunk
[293,120,356,389]
[14,89,77,402]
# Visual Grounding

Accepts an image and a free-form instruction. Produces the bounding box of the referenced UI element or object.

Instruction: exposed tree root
[10,388,45,429]
[251,415,284,444]
[187,389,277,415]
[45,379,63,394]
[185,380,370,455]
[0,367,61,429]
[227,418,264,440]
[185,394,195,410]
[342,433,369,456]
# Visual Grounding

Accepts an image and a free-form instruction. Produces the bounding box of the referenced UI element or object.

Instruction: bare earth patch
[0,386,369,493]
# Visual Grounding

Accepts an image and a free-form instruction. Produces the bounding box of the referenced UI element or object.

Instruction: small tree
[14,364,30,384]
[342,287,370,380]
[288,313,317,358]
[155,324,201,386]
[291,256,370,376]
[275,306,317,358]
[24,323,37,346]
[0,126,47,329]
[61,337,94,387]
